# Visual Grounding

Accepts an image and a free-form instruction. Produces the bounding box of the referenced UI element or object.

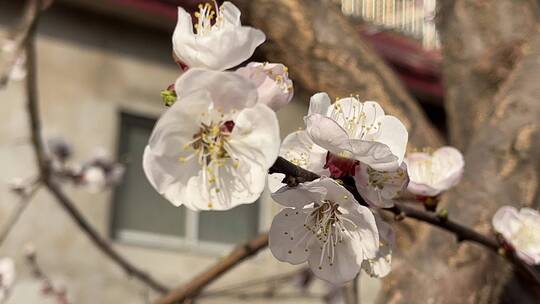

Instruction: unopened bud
[160,87,177,107]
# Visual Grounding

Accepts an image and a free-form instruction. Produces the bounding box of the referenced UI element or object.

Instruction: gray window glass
[111,113,186,238]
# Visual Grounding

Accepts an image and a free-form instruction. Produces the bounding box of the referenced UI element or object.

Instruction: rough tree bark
[437,0,540,150]
[378,29,540,304]
[235,0,442,150]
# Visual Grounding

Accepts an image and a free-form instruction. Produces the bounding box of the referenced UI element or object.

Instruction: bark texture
[235,0,442,150]
[437,0,540,149]
[378,30,540,304]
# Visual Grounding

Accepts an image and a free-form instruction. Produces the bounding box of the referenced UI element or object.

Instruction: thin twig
[153,233,269,304]
[23,9,169,294]
[0,0,42,88]
[0,182,41,247]
[26,251,71,304]
[199,267,308,298]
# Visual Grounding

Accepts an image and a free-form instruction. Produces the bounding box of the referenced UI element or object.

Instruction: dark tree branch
[153,233,269,304]
[23,3,169,294]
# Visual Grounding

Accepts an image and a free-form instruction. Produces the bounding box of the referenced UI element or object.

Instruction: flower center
[182,120,234,166]
[303,200,357,268]
[180,118,240,209]
[330,99,382,140]
[324,152,359,178]
[193,2,223,36]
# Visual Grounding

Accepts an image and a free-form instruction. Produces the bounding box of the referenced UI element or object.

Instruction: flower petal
[280,130,328,175]
[269,208,312,264]
[148,90,212,157]
[228,103,280,168]
[305,114,352,155]
[350,139,398,171]
[175,69,258,111]
[492,206,522,239]
[271,183,327,208]
[307,237,361,285]
[354,162,408,208]
[143,146,199,209]
[372,115,408,167]
[308,92,332,116]
[431,146,464,190]
[342,205,380,260]
[362,216,394,278]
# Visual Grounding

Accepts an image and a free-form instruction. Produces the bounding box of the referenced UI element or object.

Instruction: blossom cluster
[45,138,124,192]
[143,1,539,286]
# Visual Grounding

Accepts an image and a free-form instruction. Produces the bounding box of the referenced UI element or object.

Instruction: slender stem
[0,0,41,88]
[153,233,269,304]
[0,183,41,247]
[23,6,169,294]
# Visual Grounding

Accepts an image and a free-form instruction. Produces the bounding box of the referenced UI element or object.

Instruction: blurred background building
[0,0,441,303]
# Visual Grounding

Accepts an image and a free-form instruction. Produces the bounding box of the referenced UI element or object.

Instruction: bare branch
[153,233,268,304]
[0,182,41,247]
[23,7,169,294]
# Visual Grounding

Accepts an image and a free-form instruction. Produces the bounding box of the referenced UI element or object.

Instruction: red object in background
[358,26,444,103]
[107,0,444,104]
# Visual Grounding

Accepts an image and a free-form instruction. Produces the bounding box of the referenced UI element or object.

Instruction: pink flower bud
[236,62,294,111]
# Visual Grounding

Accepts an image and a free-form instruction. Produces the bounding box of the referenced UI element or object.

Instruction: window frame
[109,111,267,255]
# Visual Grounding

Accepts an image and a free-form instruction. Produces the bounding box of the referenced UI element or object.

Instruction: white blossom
[236,62,293,111]
[492,206,540,265]
[354,162,408,208]
[269,177,379,285]
[82,166,107,192]
[1,40,27,82]
[0,258,15,302]
[405,146,464,197]
[362,216,394,277]
[143,69,280,210]
[305,93,408,171]
[268,130,328,192]
[172,1,265,71]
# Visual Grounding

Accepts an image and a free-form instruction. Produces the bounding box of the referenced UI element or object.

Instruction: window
[110,112,261,252]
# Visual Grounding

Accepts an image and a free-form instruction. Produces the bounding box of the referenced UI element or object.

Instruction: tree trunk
[235,0,442,150]
[437,0,540,150]
[378,29,540,304]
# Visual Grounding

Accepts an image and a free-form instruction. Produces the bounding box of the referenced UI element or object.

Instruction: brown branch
[199,267,310,298]
[23,6,169,294]
[153,233,269,304]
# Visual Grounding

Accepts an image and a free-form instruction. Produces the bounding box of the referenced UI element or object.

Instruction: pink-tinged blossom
[236,62,293,111]
[405,146,464,197]
[493,206,540,265]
